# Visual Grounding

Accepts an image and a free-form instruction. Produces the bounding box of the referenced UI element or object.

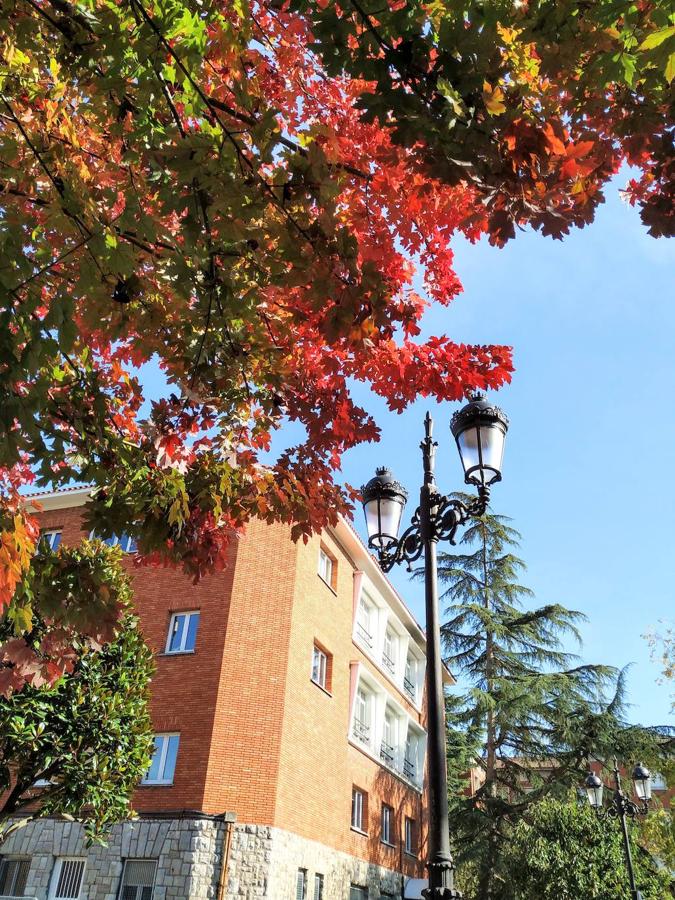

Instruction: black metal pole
[613,760,642,900]
[420,414,460,899]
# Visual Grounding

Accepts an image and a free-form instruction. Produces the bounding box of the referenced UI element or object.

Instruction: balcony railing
[352,718,371,744]
[403,675,416,701]
[355,621,373,649]
[404,757,416,780]
[382,651,396,674]
[380,741,395,766]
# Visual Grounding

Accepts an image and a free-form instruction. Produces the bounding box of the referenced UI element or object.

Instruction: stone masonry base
[1,818,407,899]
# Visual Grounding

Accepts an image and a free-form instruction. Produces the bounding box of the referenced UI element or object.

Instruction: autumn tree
[0,0,672,690]
[431,499,666,900]
[0,548,153,841]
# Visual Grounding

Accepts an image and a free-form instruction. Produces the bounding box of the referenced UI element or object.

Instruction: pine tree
[427,497,652,899]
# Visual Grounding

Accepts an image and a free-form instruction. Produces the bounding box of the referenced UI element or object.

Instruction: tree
[645,622,675,712]
[431,499,661,899]
[494,797,671,900]
[0,0,672,690]
[0,549,154,842]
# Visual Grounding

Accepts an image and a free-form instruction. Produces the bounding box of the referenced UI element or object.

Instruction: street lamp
[583,759,652,900]
[361,393,509,900]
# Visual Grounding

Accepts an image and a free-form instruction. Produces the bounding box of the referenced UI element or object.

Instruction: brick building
[1,488,441,900]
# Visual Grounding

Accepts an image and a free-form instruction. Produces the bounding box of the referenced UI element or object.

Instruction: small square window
[349,886,368,900]
[381,804,394,846]
[0,857,30,896]
[351,787,367,832]
[166,611,200,654]
[119,859,157,900]
[142,734,179,785]
[318,547,335,588]
[404,817,416,855]
[313,873,324,900]
[49,857,85,899]
[39,529,62,551]
[311,643,332,692]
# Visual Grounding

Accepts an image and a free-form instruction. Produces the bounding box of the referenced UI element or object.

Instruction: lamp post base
[421,854,463,900]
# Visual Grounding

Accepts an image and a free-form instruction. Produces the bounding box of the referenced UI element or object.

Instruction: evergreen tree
[428,497,661,899]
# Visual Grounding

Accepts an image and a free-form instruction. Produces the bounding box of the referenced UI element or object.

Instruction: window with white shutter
[49,858,85,899]
[118,859,157,900]
[295,869,307,900]
[0,856,30,896]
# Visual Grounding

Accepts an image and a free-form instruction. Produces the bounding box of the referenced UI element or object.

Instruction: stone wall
[1,818,408,899]
[227,824,405,900]
[0,816,226,899]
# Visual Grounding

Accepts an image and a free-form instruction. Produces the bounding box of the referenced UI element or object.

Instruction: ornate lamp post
[584,758,652,900]
[361,394,509,900]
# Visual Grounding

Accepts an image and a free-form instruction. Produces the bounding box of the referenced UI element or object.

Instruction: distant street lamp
[584,758,652,900]
[361,393,509,900]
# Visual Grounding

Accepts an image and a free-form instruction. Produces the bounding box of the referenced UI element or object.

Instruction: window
[652,772,667,791]
[381,804,394,846]
[404,655,417,702]
[380,710,396,766]
[313,874,324,900]
[39,529,62,551]
[118,859,157,900]
[349,886,368,900]
[351,787,367,832]
[318,547,335,587]
[382,628,396,674]
[404,818,416,855]
[355,596,374,649]
[296,869,307,900]
[142,734,179,785]
[353,687,372,745]
[404,733,418,781]
[165,611,200,654]
[90,532,137,553]
[0,857,30,896]
[311,644,328,690]
[49,858,85,899]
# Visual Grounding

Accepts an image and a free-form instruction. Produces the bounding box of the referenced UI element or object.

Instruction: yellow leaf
[639,25,675,51]
[483,82,507,116]
[666,52,675,83]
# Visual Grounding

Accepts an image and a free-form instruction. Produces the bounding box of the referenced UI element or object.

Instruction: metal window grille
[379,741,395,766]
[51,859,85,899]
[352,718,370,744]
[355,621,373,649]
[403,675,416,701]
[403,757,416,780]
[0,857,30,896]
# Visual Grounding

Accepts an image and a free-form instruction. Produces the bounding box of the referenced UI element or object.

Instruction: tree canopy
[431,499,670,899]
[0,0,673,689]
[0,562,154,841]
[489,797,671,900]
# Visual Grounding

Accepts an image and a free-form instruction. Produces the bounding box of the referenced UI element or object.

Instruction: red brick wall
[31,502,427,876]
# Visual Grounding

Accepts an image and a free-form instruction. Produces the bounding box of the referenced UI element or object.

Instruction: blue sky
[340,180,674,728]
